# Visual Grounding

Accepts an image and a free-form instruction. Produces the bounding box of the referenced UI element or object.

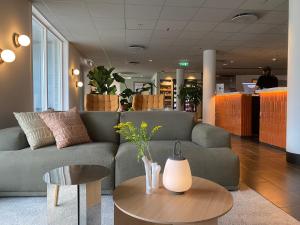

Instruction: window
[32,8,68,111]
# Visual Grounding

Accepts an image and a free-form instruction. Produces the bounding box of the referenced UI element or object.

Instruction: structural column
[286,0,300,164]
[203,49,216,125]
[176,68,184,111]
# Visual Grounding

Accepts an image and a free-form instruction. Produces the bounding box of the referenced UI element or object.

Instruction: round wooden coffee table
[113,176,233,225]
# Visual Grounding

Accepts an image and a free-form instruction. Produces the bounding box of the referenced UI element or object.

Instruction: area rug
[0,184,299,225]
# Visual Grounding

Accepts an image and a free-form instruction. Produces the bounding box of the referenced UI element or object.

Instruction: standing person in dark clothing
[256,66,279,89]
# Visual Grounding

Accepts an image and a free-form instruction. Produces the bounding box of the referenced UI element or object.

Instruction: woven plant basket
[86,94,119,112]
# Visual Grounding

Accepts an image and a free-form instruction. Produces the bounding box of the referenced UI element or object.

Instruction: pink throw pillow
[39,110,91,149]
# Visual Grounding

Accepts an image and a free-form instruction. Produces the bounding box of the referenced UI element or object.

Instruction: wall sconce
[0,49,16,64]
[72,68,80,76]
[13,33,31,47]
[76,81,83,88]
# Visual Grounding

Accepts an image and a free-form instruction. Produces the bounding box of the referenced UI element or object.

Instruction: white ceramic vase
[151,162,161,192]
[142,156,152,194]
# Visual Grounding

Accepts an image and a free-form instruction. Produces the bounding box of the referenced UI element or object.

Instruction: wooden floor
[231,136,300,221]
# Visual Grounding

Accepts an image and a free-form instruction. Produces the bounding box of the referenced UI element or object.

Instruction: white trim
[32,6,69,111]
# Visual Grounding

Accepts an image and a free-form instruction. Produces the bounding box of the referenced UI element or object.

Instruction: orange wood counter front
[215,93,252,136]
[258,89,287,149]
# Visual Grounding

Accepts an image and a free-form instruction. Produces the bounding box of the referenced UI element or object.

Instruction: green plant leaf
[113,73,125,83]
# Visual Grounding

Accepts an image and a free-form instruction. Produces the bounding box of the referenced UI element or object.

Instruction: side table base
[47,181,101,225]
[114,205,218,225]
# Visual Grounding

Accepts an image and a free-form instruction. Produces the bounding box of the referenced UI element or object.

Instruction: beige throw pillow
[39,110,91,149]
[14,112,56,150]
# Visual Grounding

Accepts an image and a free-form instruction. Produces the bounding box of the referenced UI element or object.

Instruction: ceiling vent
[232,13,258,24]
[128,61,140,65]
[128,45,146,51]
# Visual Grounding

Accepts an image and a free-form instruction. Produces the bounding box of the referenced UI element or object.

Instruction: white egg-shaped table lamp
[163,140,192,194]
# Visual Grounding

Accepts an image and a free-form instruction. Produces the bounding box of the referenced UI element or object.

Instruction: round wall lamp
[72,68,80,76]
[0,49,16,64]
[76,81,83,88]
[13,33,31,47]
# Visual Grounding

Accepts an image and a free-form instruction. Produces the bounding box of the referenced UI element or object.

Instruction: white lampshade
[163,158,192,194]
[18,34,31,47]
[76,81,83,87]
[0,49,16,63]
[73,68,80,76]
[13,33,30,47]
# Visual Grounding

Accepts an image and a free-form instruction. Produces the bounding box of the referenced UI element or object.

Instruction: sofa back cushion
[80,112,120,143]
[0,127,29,151]
[120,111,195,143]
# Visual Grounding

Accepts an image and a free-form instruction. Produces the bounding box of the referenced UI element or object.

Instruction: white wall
[0,0,33,129]
[68,44,84,111]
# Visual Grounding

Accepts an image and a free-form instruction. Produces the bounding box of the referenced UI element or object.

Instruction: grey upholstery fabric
[115,140,239,190]
[0,127,29,151]
[0,142,117,195]
[80,112,120,144]
[120,111,195,143]
[192,123,231,148]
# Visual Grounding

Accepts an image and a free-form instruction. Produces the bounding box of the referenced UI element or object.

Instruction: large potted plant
[178,80,202,112]
[86,66,125,111]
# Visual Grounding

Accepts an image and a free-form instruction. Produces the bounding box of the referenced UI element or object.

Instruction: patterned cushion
[14,112,55,150]
[39,111,91,149]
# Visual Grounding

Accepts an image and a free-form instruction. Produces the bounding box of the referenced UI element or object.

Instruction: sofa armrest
[0,127,28,151]
[192,123,231,148]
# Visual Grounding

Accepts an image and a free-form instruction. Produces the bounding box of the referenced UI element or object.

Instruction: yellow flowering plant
[114,121,162,161]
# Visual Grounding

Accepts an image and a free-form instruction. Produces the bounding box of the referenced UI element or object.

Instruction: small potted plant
[114,121,162,194]
[86,66,125,111]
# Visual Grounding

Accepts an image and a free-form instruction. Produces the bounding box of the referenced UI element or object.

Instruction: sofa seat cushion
[0,142,117,195]
[115,141,239,190]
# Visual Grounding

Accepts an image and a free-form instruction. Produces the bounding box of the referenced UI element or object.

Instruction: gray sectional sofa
[0,111,239,196]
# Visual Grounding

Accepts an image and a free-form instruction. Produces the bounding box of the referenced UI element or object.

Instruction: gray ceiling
[33,0,288,77]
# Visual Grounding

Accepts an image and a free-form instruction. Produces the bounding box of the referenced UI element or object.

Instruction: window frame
[32,6,69,111]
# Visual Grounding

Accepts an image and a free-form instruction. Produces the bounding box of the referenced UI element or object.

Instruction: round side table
[113,176,233,225]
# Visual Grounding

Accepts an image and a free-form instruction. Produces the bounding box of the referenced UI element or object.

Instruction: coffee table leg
[79,180,102,225]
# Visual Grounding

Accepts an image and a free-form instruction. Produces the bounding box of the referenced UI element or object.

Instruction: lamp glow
[76,81,83,88]
[0,49,16,63]
[163,141,192,194]
[72,68,80,76]
[13,33,31,47]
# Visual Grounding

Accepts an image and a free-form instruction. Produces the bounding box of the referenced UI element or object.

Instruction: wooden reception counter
[215,88,287,149]
[215,92,253,136]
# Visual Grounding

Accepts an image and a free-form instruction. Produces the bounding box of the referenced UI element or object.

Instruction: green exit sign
[179,60,189,67]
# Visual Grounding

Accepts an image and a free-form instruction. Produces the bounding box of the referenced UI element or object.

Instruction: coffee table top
[113,176,233,224]
[43,165,109,185]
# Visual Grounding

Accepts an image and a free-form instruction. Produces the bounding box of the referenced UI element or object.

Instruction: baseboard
[286,152,300,165]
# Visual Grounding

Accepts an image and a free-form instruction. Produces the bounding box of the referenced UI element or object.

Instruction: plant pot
[86,94,119,111]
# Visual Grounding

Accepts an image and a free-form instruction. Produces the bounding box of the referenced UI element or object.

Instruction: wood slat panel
[215,94,252,136]
[259,91,287,149]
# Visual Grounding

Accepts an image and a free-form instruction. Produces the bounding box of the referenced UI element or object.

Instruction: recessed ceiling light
[223,63,228,66]
[258,66,263,69]
[148,59,153,62]
[272,58,277,62]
